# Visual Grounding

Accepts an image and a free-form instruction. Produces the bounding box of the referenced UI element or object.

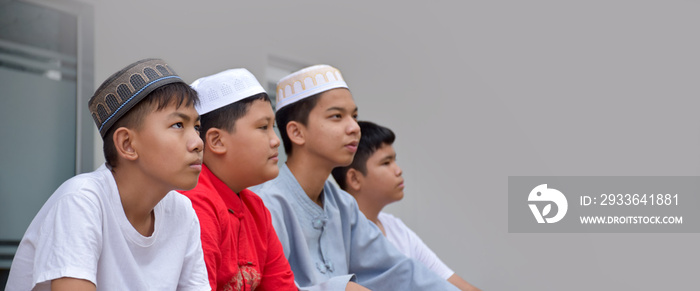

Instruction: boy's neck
[204,159,244,194]
[286,153,335,207]
[353,194,385,224]
[111,165,169,236]
[353,194,388,235]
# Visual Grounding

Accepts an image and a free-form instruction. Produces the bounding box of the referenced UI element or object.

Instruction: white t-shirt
[6,164,209,291]
[378,212,455,280]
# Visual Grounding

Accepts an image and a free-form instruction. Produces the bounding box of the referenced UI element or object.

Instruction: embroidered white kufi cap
[275,64,348,112]
[191,68,266,115]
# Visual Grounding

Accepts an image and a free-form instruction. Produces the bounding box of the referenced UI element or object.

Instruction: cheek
[242,139,268,164]
[318,124,339,137]
[381,170,396,185]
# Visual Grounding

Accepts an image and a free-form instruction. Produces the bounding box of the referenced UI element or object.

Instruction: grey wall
[74,0,699,289]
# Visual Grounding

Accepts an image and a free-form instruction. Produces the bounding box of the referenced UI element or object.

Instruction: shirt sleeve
[257,205,297,291]
[345,199,459,291]
[177,203,211,291]
[395,217,455,279]
[33,194,102,287]
[186,194,222,290]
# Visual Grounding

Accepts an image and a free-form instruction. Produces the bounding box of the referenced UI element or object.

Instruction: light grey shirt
[251,164,459,291]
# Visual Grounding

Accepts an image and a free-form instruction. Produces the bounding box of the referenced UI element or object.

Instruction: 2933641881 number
[600,193,678,206]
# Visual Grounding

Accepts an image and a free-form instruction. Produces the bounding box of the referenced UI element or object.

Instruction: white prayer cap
[275,64,348,112]
[191,68,267,115]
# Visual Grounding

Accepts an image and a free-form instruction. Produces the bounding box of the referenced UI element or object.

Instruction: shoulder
[179,179,223,213]
[379,212,417,242]
[154,192,206,241]
[26,172,108,235]
[44,166,115,212]
[240,188,266,210]
[247,175,303,228]
[250,164,298,199]
[250,176,284,197]
[159,191,199,221]
[60,166,113,196]
[179,183,210,200]
[250,177,290,211]
[323,180,358,209]
[241,187,263,201]
[239,189,276,230]
[161,191,195,209]
[378,212,406,228]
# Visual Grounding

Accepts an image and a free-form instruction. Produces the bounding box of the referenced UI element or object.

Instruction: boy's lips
[189,159,203,171]
[345,141,359,152]
[269,153,279,161]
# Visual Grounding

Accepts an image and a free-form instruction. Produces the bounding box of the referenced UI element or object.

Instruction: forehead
[240,99,274,119]
[369,143,396,159]
[147,100,199,119]
[312,88,356,111]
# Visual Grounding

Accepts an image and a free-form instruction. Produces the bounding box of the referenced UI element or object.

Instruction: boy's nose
[190,131,203,152]
[347,118,360,135]
[270,132,281,148]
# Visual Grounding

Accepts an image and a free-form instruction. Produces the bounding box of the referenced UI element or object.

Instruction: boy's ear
[113,127,138,161]
[346,168,362,192]
[286,121,305,146]
[205,128,227,155]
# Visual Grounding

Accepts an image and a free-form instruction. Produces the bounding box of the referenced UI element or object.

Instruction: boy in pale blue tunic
[250,65,459,291]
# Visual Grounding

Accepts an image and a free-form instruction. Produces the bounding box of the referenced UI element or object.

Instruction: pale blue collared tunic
[251,164,459,291]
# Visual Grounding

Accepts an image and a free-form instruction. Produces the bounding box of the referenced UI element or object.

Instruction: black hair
[199,93,270,142]
[275,93,321,156]
[331,121,395,190]
[103,82,199,169]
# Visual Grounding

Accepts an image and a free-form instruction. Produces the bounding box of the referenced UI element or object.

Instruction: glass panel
[0,67,77,242]
[0,1,79,273]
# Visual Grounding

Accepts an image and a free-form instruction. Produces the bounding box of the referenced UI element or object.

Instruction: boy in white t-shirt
[331,121,481,291]
[6,58,209,291]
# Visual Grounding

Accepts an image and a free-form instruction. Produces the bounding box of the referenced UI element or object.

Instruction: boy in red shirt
[180,68,296,291]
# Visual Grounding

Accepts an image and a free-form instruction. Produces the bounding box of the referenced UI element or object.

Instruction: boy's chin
[262,168,280,182]
[336,157,354,167]
[243,168,280,189]
[176,179,199,191]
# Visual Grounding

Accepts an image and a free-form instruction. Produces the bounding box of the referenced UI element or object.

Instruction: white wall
[75,0,699,289]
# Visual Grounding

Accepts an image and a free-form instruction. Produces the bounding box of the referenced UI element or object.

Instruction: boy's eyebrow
[381,153,396,161]
[170,112,200,122]
[256,116,273,122]
[326,106,359,113]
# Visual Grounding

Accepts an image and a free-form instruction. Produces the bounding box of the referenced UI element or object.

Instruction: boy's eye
[260,125,269,130]
[171,122,184,129]
[194,124,201,132]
